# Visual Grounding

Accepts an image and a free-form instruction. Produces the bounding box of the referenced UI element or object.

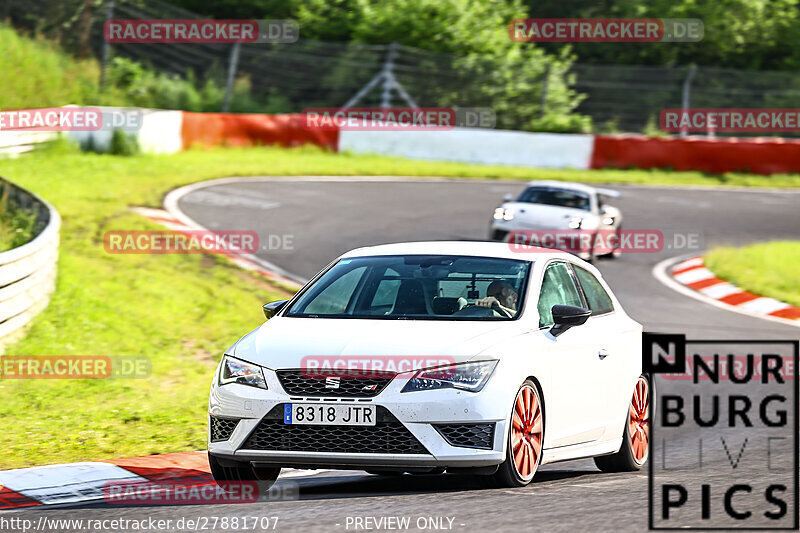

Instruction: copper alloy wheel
[511,384,543,481]
[629,376,650,465]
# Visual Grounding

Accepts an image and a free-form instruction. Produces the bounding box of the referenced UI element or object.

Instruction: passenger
[475,280,518,316]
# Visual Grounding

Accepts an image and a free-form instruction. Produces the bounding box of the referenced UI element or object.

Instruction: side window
[574,267,614,315]
[537,262,583,327]
[303,267,366,314]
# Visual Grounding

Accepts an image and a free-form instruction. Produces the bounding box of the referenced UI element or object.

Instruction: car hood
[229,317,523,371]
[503,202,594,229]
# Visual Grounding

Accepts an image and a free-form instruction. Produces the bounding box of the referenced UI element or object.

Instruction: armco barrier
[0,179,60,352]
[591,134,800,175]
[181,112,338,150]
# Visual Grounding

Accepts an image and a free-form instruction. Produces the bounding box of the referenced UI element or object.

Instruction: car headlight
[401,360,498,393]
[493,207,514,221]
[568,216,583,229]
[219,355,268,389]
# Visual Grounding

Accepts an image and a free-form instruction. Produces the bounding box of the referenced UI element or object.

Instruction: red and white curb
[656,255,800,328]
[0,452,327,510]
[0,451,210,509]
[132,206,304,289]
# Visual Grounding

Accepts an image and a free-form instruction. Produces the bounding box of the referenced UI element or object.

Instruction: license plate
[284,403,376,426]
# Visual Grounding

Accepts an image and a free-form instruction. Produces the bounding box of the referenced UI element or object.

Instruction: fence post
[380,42,398,108]
[99,0,115,91]
[680,64,697,138]
[222,42,242,112]
[540,63,551,117]
[341,42,417,109]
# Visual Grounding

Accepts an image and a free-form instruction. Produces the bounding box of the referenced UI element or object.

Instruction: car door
[536,261,607,448]
[571,264,631,437]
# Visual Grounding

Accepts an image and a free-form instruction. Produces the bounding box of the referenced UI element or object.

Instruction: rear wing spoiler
[594,187,620,198]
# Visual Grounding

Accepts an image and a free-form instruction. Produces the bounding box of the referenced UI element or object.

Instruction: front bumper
[208,368,508,469]
[490,220,598,260]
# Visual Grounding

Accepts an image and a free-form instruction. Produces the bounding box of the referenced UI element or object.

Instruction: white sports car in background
[208,242,647,489]
[490,181,623,262]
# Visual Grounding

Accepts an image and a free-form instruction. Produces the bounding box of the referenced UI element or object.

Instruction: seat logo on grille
[324,377,341,389]
[362,384,378,391]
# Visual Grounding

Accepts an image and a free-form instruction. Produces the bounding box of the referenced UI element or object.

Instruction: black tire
[594,375,651,473]
[610,226,623,259]
[482,380,544,488]
[209,453,280,489]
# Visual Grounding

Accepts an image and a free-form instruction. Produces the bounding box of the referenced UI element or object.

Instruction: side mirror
[503,193,514,202]
[263,300,288,319]
[550,304,591,337]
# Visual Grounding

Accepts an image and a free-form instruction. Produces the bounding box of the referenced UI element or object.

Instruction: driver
[475,280,518,317]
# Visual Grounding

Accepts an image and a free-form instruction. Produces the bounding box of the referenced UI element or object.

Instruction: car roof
[522,181,622,199]
[341,241,571,262]
[529,179,625,196]
[524,180,598,195]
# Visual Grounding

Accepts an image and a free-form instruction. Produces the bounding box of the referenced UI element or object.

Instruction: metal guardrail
[0,179,60,352]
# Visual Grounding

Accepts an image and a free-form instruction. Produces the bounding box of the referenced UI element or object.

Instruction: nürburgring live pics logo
[643,333,798,530]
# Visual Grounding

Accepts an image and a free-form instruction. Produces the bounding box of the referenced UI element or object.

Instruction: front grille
[242,405,429,454]
[276,369,395,397]
[210,416,239,442]
[434,423,495,450]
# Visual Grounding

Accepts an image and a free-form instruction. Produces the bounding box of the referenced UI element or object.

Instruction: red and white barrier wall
[591,134,800,175]
[13,108,800,175]
[173,114,800,175]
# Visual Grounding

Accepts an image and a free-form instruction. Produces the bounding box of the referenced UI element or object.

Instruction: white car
[490,181,623,261]
[208,241,648,488]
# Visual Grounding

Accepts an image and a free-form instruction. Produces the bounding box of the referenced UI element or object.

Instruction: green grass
[1,145,800,469]
[705,241,800,308]
[0,183,39,252]
[0,25,109,109]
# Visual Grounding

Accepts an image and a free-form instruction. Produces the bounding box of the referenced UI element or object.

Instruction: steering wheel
[451,302,513,318]
[490,301,513,318]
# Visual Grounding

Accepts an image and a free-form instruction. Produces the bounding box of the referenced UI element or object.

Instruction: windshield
[286,255,531,320]
[518,187,591,211]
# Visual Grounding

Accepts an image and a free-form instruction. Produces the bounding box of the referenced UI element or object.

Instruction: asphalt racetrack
[16,177,800,532]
